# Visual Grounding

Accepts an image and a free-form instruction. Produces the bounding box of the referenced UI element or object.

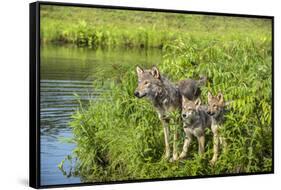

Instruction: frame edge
[29,1,40,189]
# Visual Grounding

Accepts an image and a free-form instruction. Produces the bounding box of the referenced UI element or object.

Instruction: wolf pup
[179,97,211,159]
[134,66,204,160]
[207,92,226,165]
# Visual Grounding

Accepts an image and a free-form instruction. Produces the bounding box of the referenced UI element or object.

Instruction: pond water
[40,45,162,186]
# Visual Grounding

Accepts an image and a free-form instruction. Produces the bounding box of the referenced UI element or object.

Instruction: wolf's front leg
[158,111,171,160]
[220,136,227,154]
[197,135,205,155]
[172,131,179,160]
[162,122,170,159]
[210,132,219,165]
[179,131,192,159]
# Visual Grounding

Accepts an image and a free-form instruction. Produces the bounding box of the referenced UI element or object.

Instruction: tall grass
[61,29,272,182]
[41,5,270,49]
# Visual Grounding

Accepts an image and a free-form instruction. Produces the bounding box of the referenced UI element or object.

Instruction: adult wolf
[207,92,227,165]
[134,66,205,160]
[179,97,211,159]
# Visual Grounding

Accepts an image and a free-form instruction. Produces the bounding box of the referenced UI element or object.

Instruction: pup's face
[134,66,162,98]
[181,97,201,124]
[207,92,224,116]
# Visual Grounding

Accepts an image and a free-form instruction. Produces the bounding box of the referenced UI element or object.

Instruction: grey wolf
[207,92,227,165]
[134,66,205,160]
[179,97,211,159]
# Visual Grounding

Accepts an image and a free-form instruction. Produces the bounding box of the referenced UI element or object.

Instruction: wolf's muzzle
[207,111,215,116]
[134,91,146,98]
[134,91,140,97]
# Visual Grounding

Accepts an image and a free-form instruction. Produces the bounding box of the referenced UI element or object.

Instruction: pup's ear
[136,66,144,77]
[151,66,161,79]
[195,98,201,109]
[182,96,187,105]
[217,92,224,105]
[208,92,213,102]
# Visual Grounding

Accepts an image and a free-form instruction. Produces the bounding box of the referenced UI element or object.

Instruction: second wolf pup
[179,96,211,159]
[207,92,227,165]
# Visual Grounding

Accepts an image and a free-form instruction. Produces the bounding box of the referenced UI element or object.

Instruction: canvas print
[35,2,273,187]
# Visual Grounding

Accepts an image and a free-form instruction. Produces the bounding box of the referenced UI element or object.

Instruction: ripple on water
[40,79,95,185]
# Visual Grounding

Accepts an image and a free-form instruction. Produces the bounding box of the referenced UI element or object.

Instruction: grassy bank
[41,5,270,49]
[49,4,273,182]
[61,29,272,182]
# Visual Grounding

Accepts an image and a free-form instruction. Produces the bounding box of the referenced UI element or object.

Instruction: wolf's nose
[134,91,140,97]
[207,111,214,116]
[182,113,186,118]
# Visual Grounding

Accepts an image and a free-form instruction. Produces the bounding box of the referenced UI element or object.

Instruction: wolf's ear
[195,98,201,108]
[151,66,161,79]
[182,96,187,105]
[217,92,224,104]
[208,92,213,102]
[136,66,144,77]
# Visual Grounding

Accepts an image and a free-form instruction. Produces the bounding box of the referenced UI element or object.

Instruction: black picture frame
[30,1,274,189]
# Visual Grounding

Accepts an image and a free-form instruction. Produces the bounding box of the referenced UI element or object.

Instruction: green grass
[50,5,272,182]
[60,32,272,183]
[41,5,270,49]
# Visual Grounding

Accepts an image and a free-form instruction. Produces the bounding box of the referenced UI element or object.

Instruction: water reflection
[40,45,162,186]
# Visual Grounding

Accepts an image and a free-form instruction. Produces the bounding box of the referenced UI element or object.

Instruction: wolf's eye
[144,81,149,85]
[213,105,217,109]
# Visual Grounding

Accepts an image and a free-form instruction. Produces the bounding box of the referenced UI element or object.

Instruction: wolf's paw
[173,153,178,161]
[164,152,171,160]
[169,157,178,163]
[178,152,187,160]
[209,158,217,166]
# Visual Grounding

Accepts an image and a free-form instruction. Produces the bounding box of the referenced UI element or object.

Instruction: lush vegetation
[48,5,273,183]
[41,5,270,49]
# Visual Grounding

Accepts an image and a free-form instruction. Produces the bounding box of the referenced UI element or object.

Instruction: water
[40,45,162,186]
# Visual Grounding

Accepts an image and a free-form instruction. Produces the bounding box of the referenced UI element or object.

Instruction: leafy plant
[53,6,272,182]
